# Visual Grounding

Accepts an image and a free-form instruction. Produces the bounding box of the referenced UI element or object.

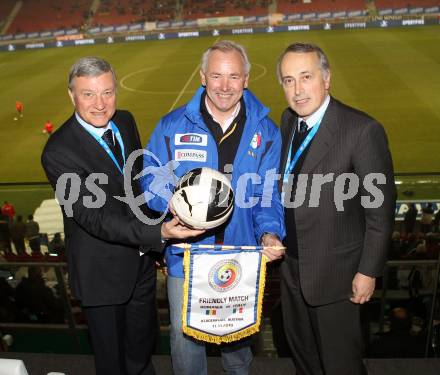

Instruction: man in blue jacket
[142,40,285,375]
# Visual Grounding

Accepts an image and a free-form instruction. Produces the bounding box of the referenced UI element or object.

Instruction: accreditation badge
[182,247,267,344]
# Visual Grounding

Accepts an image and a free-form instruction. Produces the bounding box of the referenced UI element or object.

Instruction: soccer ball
[219,269,232,282]
[170,167,234,230]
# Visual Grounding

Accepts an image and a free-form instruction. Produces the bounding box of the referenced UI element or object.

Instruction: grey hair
[68,56,117,90]
[200,40,251,75]
[276,42,330,83]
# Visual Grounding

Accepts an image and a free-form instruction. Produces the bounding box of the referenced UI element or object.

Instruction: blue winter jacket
[142,86,285,277]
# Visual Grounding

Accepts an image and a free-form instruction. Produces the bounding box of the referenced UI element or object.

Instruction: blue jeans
[167,276,252,375]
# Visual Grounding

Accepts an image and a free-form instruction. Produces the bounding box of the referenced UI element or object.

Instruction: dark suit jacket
[280,97,396,306]
[42,110,162,306]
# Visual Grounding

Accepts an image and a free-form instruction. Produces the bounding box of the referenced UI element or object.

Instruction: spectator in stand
[26,215,41,255]
[412,242,428,259]
[369,307,425,358]
[14,101,24,120]
[15,267,64,323]
[43,120,54,135]
[389,231,403,260]
[401,233,419,256]
[0,214,11,254]
[403,203,418,235]
[0,276,16,322]
[433,209,440,233]
[425,233,440,260]
[10,215,27,255]
[1,201,15,224]
[49,232,65,258]
[420,203,434,234]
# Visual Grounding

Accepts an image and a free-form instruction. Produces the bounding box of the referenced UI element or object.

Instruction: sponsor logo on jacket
[175,133,208,146]
[175,149,207,162]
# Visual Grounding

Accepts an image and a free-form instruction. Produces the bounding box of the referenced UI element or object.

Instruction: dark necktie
[298,120,308,134]
[102,129,123,169]
[289,120,310,165]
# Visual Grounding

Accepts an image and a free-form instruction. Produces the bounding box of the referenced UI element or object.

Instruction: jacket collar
[69,111,127,178]
[281,97,340,174]
[299,97,340,174]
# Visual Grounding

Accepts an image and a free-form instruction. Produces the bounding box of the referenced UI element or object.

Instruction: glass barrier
[1,178,439,357]
[371,258,440,358]
[395,174,440,201]
[1,258,438,358]
[0,261,85,353]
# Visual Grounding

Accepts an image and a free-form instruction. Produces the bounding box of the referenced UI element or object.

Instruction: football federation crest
[208,259,241,292]
[250,132,261,149]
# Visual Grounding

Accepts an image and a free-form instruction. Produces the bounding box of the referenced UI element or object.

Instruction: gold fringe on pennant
[182,248,268,345]
[181,245,192,341]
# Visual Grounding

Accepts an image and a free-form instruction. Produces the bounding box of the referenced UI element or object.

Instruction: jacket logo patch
[175,149,207,162]
[250,132,262,149]
[175,133,208,146]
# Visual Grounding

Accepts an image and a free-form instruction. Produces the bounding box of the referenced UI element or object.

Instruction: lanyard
[85,121,126,174]
[283,115,324,182]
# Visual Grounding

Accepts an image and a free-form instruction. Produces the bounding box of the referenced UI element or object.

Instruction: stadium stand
[277,0,366,13]
[0,0,15,21]
[375,0,440,9]
[182,0,269,20]
[3,0,438,35]
[92,0,176,26]
[7,0,92,34]
[0,0,16,34]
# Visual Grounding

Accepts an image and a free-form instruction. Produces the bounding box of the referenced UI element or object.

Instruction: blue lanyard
[84,121,126,174]
[283,115,324,182]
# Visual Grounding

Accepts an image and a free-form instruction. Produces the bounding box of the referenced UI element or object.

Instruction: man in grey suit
[278,42,396,375]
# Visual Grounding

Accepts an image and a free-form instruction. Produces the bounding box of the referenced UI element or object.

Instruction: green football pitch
[0,26,439,214]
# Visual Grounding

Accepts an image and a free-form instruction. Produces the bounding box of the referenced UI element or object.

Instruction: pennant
[181,246,267,344]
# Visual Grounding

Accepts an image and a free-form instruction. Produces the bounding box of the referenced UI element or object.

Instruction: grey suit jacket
[280,97,396,306]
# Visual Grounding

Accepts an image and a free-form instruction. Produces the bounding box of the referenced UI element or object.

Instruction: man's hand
[350,272,376,304]
[261,233,285,262]
[161,217,205,240]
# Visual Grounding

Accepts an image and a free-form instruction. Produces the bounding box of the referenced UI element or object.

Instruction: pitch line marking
[167,36,222,112]
[249,63,267,83]
[120,67,158,93]
[167,63,200,113]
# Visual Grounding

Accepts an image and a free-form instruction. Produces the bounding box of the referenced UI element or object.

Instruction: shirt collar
[75,112,111,138]
[298,94,330,130]
[204,96,241,133]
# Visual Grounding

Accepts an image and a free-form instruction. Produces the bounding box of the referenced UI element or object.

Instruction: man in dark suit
[277,43,396,375]
[41,57,203,375]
